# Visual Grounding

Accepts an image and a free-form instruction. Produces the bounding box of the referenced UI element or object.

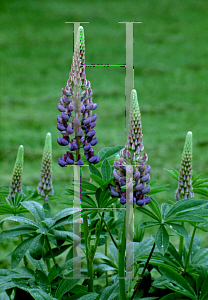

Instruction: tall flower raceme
[37,132,54,201]
[175,131,194,200]
[8,145,24,200]
[57,26,100,167]
[109,89,151,206]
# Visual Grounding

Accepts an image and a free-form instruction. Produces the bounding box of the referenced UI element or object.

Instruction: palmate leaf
[148,184,169,195]
[34,269,51,294]
[159,265,197,300]
[12,235,36,268]
[0,224,37,243]
[148,198,162,221]
[165,199,208,219]
[21,201,45,225]
[55,278,80,300]
[28,288,57,300]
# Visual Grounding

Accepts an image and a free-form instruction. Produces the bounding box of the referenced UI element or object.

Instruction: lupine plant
[1,26,208,300]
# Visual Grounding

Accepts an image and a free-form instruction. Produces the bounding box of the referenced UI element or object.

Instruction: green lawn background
[1,0,208,266]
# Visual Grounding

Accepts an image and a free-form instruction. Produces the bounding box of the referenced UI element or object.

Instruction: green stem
[131,242,155,300]
[45,235,57,267]
[105,238,109,286]
[98,211,118,249]
[83,214,93,291]
[183,227,196,274]
[118,214,126,300]
[179,221,185,258]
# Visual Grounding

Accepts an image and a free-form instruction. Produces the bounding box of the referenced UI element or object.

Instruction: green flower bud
[38,133,54,201]
[175,131,194,200]
[8,145,24,200]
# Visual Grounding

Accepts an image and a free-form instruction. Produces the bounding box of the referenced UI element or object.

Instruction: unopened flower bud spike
[38,133,54,201]
[8,145,24,201]
[175,131,194,200]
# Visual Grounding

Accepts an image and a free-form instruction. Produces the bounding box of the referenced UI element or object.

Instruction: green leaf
[165,223,188,237]
[109,241,118,267]
[199,273,208,300]
[148,185,169,195]
[21,201,45,225]
[166,213,206,223]
[55,278,80,299]
[0,224,37,243]
[133,237,155,261]
[148,198,162,221]
[99,146,124,161]
[29,234,44,260]
[89,164,102,178]
[159,265,197,299]
[165,199,208,219]
[27,253,48,274]
[191,249,208,266]
[136,206,160,221]
[80,180,98,191]
[77,293,99,300]
[160,292,188,300]
[28,288,56,300]
[139,221,159,229]
[155,225,169,255]
[167,242,183,267]
[161,203,172,220]
[101,159,112,182]
[192,173,203,185]
[100,280,119,300]
[53,208,74,222]
[35,269,51,294]
[11,236,35,268]
[90,174,105,187]
[193,188,208,197]
[164,168,179,180]
[193,178,208,187]
[0,215,38,228]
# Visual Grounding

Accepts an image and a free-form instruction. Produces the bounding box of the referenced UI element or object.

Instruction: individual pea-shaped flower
[109,89,151,206]
[57,26,99,166]
[38,133,54,201]
[8,145,24,201]
[175,131,194,200]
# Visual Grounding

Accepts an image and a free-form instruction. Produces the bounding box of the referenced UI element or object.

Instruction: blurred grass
[1,0,208,268]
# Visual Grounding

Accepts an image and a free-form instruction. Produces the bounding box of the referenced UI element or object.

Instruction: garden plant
[1,26,208,300]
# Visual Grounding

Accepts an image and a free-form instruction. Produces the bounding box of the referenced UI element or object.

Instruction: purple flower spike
[135,183,143,191]
[141,174,150,183]
[58,158,67,167]
[57,26,99,168]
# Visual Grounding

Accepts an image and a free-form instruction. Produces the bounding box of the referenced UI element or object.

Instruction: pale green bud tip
[16,145,24,167]
[44,132,52,153]
[183,131,192,154]
[77,26,85,43]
